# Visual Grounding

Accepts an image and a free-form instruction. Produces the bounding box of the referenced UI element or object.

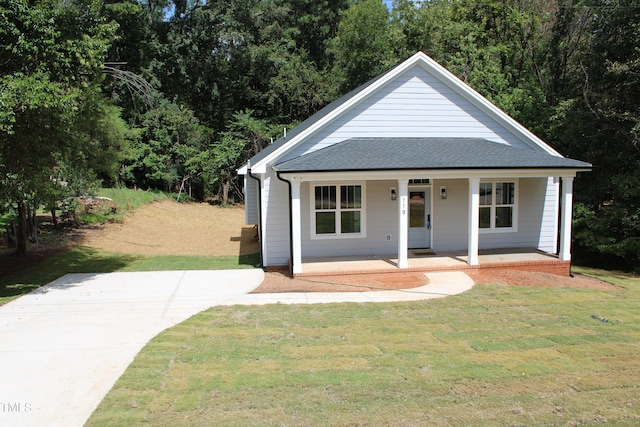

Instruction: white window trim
[479,179,518,233]
[310,182,367,240]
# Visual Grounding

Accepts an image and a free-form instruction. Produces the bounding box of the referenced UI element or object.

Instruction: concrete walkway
[0,270,473,427]
[231,271,474,305]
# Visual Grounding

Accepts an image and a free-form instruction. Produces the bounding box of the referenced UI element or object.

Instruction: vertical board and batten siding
[300,180,398,258]
[280,64,537,164]
[243,174,259,225]
[261,169,291,267]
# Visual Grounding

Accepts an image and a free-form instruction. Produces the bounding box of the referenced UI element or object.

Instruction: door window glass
[409,191,425,228]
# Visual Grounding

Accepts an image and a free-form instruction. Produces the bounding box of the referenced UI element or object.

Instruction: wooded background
[1,0,638,270]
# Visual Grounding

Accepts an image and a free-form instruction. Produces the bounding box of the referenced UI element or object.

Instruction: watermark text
[1,402,32,413]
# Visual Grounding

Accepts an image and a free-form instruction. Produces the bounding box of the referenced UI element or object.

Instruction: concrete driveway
[0,269,472,427]
[0,270,264,427]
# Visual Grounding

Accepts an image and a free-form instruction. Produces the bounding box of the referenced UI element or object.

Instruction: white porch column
[468,177,480,266]
[559,176,574,261]
[397,179,409,269]
[290,177,303,274]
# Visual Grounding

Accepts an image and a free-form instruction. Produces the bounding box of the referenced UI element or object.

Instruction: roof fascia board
[279,168,584,182]
[415,53,561,156]
[250,53,429,174]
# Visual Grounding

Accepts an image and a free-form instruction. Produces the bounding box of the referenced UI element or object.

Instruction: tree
[212,110,276,205]
[332,0,402,90]
[552,0,640,270]
[122,98,209,194]
[0,0,118,255]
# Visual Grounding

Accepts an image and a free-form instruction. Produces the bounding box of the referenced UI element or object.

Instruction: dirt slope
[76,199,259,257]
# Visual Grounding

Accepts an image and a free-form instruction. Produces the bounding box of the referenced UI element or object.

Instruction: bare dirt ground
[74,199,259,257]
[1,199,617,292]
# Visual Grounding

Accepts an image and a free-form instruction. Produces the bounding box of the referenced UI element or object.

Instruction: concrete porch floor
[297,248,564,277]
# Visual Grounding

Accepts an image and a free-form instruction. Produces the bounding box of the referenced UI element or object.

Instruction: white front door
[408,187,431,249]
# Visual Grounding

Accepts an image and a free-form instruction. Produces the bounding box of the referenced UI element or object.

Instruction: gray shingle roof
[273,138,591,172]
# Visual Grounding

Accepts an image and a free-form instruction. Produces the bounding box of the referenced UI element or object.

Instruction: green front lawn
[87,268,640,426]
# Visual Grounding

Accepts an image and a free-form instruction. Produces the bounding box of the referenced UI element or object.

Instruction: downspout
[247,161,264,267]
[276,170,294,276]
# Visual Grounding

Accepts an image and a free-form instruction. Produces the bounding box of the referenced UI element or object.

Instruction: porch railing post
[468,177,480,266]
[398,179,409,269]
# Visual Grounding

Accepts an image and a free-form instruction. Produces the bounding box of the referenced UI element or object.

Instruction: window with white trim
[479,181,517,231]
[312,183,365,238]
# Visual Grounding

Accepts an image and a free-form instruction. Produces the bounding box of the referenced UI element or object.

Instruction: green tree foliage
[2,0,638,269]
[0,0,119,255]
[549,0,640,269]
[103,0,347,200]
[332,0,402,90]
[123,98,209,193]
[212,110,278,204]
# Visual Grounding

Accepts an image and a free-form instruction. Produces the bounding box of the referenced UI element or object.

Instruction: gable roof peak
[245,51,561,174]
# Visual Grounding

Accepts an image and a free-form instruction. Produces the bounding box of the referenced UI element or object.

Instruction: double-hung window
[313,183,365,238]
[479,181,517,231]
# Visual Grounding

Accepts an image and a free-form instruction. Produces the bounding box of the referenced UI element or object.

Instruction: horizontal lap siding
[262,171,291,267]
[432,179,469,252]
[261,62,560,264]
[431,178,556,253]
[479,178,553,251]
[243,175,259,225]
[538,178,559,253]
[262,177,556,265]
[282,65,533,161]
[301,180,398,257]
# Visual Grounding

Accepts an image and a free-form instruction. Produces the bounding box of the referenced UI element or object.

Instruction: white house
[239,52,590,276]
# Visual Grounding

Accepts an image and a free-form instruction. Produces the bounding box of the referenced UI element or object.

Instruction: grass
[78,188,169,224]
[0,247,260,305]
[95,187,169,211]
[1,188,169,227]
[87,268,640,426]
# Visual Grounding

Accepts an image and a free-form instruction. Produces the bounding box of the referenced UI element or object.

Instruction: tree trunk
[222,180,229,206]
[51,207,58,228]
[16,199,27,257]
[27,199,38,244]
[6,219,16,248]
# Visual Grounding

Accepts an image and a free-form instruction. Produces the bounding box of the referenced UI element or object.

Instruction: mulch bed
[251,268,620,293]
[251,271,430,293]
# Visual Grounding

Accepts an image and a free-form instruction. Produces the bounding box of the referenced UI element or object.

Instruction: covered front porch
[284,173,576,276]
[295,248,570,277]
